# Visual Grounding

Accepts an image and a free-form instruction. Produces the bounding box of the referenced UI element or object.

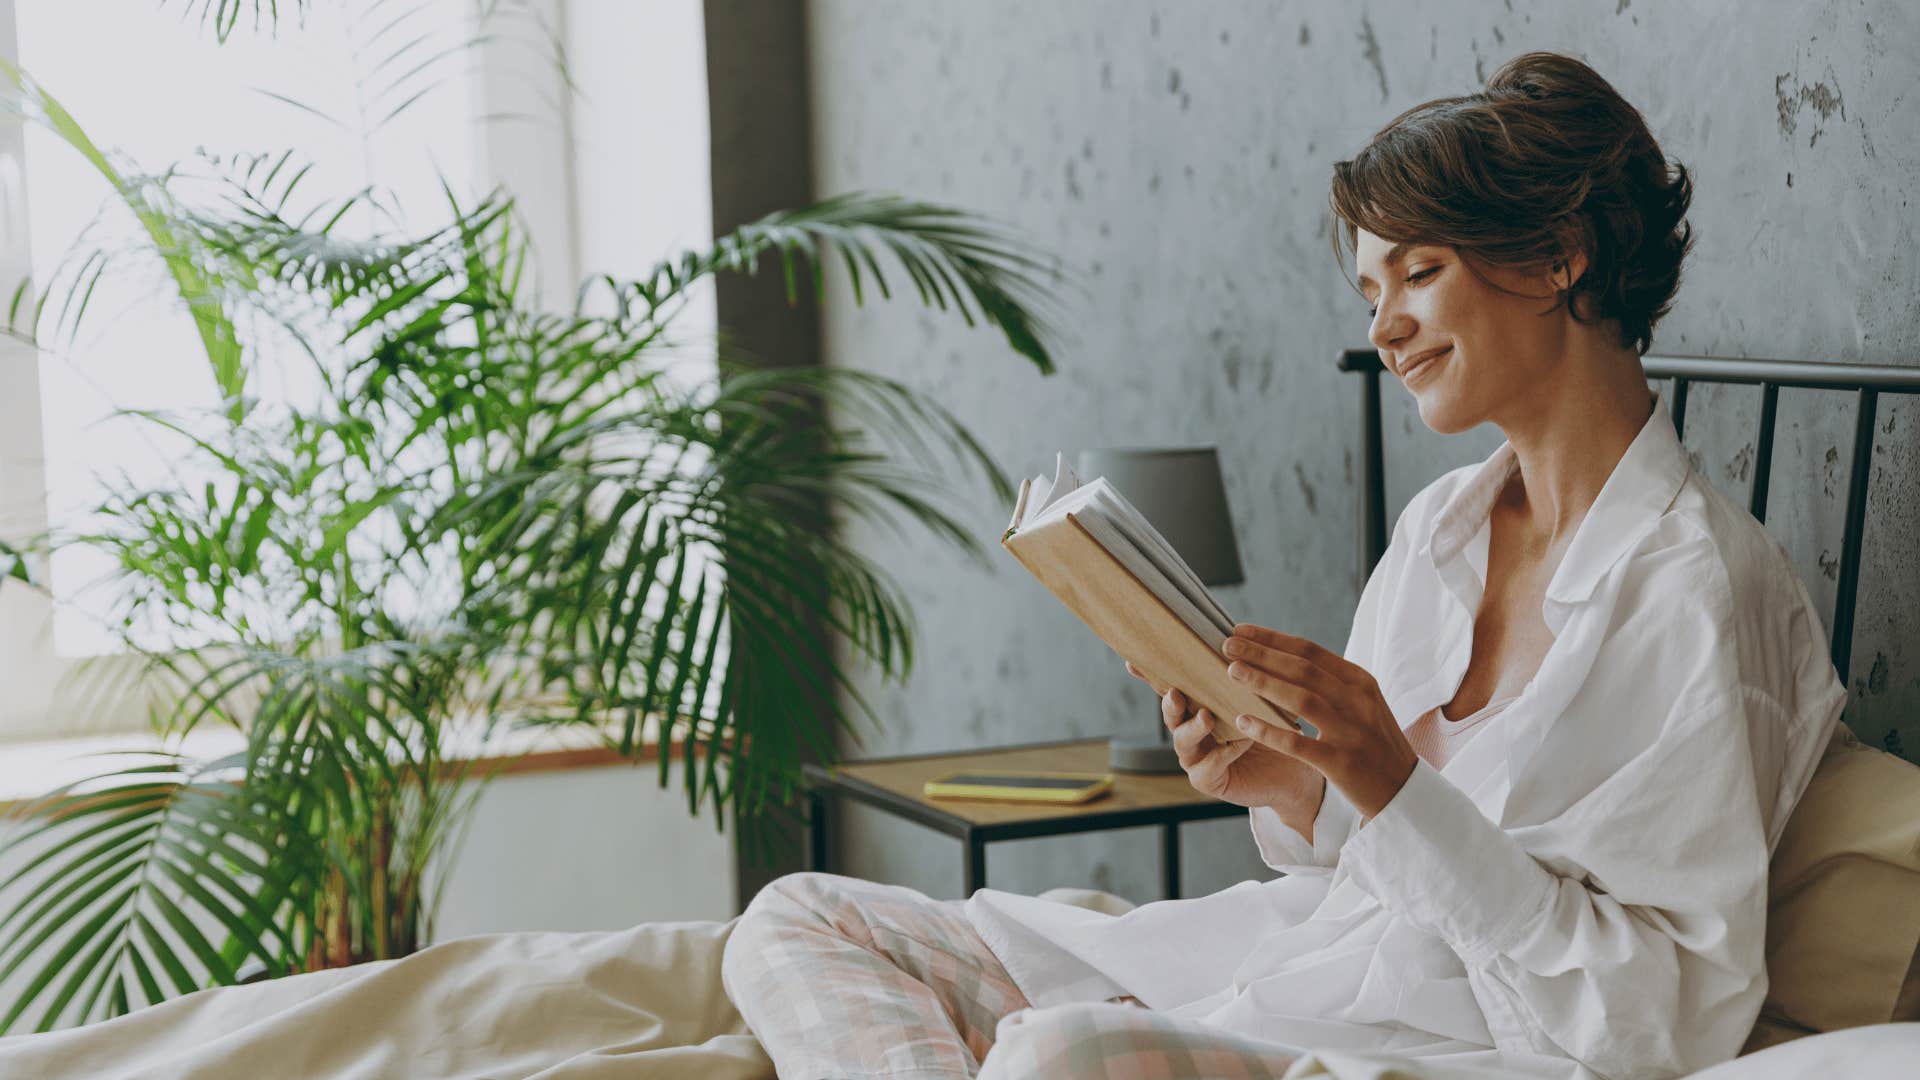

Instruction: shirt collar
[1417,394,1690,608]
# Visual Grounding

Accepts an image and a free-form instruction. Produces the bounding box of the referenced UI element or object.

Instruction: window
[0,0,716,742]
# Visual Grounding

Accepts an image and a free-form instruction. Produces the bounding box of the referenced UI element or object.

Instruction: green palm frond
[0,58,248,419]
[0,752,297,1033]
[0,538,38,588]
[589,191,1068,374]
[160,0,566,131]
[1,35,1068,1028]
[160,0,310,42]
[0,635,485,1032]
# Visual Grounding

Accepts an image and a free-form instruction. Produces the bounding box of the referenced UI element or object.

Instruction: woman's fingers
[1224,638,1341,699]
[1227,660,1340,729]
[1160,687,1187,730]
[1171,707,1216,764]
[1232,713,1331,772]
[1190,736,1253,785]
[1153,685,1236,783]
[1232,623,1373,688]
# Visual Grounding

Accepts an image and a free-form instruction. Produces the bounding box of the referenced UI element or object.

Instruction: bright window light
[15,1,480,656]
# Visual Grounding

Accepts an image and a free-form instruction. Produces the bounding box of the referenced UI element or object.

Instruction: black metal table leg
[808,789,829,873]
[1161,822,1181,899]
[964,831,987,895]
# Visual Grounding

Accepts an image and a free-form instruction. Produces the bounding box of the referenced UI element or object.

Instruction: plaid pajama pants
[721,871,1302,1079]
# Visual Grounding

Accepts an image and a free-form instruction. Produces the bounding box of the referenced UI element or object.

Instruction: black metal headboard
[1338,349,1920,687]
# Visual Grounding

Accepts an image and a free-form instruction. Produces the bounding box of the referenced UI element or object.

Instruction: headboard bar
[1340,349,1920,688]
[1670,377,1691,441]
[1832,388,1880,684]
[1359,364,1388,586]
[1337,351,1392,584]
[1749,383,1779,522]
[1637,355,1920,392]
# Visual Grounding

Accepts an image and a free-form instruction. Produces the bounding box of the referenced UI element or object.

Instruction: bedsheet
[0,892,1912,1079]
[0,918,772,1079]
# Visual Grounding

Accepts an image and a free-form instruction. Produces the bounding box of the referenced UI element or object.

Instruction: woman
[722,52,1846,1079]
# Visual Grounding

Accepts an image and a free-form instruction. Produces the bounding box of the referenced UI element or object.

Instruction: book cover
[1002,464,1314,742]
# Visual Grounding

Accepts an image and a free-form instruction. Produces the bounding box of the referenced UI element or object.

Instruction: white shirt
[966,397,1848,1079]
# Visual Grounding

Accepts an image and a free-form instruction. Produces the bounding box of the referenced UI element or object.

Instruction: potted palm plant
[0,48,1064,1033]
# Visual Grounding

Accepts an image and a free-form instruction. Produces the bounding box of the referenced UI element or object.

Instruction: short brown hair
[1329,51,1693,356]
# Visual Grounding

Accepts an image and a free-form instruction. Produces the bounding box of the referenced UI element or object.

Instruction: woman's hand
[1124,661,1324,815]
[1218,622,1419,820]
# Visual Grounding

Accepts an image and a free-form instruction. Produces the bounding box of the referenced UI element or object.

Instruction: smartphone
[923,770,1114,804]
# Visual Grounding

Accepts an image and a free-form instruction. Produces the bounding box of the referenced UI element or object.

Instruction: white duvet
[0,919,772,1080]
[0,899,1914,1079]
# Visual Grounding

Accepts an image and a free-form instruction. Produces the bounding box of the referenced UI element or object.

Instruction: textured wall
[804,0,1920,904]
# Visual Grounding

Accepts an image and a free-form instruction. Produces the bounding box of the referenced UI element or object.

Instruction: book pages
[1001,511,1312,741]
[1072,484,1233,645]
[1011,450,1081,534]
[1012,476,1233,645]
[1083,482,1234,637]
[1000,450,1317,740]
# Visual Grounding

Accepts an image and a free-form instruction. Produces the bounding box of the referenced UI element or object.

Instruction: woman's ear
[1550,255,1586,293]
[1544,237,1592,320]
[1550,228,1591,293]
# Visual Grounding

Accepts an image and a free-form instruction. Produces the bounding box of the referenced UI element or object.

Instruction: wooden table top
[819,737,1232,828]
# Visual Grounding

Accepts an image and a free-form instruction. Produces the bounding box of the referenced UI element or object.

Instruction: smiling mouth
[1403,346,1452,381]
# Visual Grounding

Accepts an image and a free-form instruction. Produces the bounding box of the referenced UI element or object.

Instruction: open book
[1001,453,1315,742]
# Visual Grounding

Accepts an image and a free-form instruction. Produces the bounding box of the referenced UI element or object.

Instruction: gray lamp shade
[1075,446,1244,587]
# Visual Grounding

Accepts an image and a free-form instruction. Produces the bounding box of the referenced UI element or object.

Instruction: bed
[1,351,1917,1078]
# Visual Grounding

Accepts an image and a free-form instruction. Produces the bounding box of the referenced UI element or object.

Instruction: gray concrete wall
[804,1,1920,905]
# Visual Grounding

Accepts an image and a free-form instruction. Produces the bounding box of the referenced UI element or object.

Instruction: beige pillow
[1744,727,1920,1051]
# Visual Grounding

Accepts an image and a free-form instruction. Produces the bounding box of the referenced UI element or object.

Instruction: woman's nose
[1367,299,1414,353]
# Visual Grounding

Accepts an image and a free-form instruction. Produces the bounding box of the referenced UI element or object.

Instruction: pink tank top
[1405,694,1521,770]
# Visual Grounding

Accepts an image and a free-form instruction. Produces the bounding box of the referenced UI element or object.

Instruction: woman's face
[1354,228,1571,435]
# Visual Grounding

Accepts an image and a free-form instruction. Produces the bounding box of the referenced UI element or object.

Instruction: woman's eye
[1366,266,1441,318]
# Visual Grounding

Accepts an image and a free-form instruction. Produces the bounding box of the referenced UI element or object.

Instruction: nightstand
[802,737,1247,898]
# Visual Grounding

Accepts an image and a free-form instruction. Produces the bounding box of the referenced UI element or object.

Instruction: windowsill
[0,718,704,812]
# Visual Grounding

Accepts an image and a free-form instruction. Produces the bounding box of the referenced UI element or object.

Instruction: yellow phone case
[923,770,1115,803]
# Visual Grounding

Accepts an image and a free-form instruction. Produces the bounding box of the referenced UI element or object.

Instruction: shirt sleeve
[1248,781,1357,873]
[1339,703,1774,1079]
